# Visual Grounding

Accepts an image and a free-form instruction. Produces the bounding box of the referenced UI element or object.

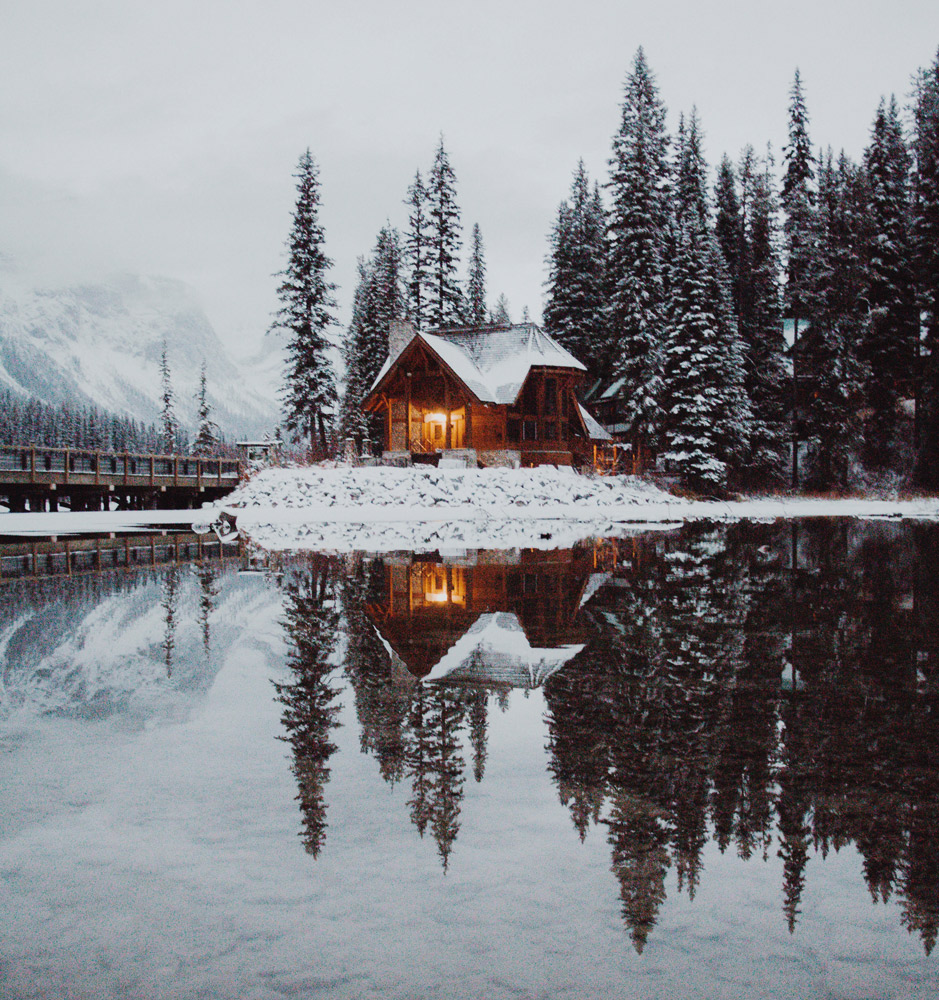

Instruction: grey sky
[1,1,936,356]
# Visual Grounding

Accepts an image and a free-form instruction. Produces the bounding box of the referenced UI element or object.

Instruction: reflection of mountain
[364,549,599,686]
[0,540,259,724]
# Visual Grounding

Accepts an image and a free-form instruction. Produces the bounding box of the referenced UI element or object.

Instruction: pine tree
[466,223,487,326]
[271,149,338,457]
[606,47,671,470]
[544,161,608,375]
[490,293,511,325]
[801,151,866,490]
[912,49,939,488]
[714,154,743,313]
[159,340,177,454]
[740,151,790,485]
[403,170,433,331]
[863,96,916,468]
[781,69,817,488]
[426,137,464,328]
[662,112,750,492]
[340,225,404,447]
[193,362,217,454]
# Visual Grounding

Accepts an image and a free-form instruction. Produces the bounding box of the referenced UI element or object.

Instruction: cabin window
[543,421,557,441]
[561,390,569,417]
[507,417,521,443]
[544,377,557,415]
[523,419,538,441]
[521,379,538,414]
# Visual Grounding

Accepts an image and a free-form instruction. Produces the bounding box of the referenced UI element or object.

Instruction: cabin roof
[421,611,585,688]
[577,403,612,441]
[367,323,586,405]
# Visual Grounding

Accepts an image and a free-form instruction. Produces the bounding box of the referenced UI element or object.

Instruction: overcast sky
[1,1,937,358]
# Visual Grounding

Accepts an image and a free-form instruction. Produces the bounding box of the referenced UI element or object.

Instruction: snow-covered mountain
[0,263,283,438]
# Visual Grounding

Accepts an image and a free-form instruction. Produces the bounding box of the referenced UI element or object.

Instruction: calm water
[0,521,937,999]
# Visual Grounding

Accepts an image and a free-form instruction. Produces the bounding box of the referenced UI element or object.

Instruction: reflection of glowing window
[423,565,449,603]
[450,567,466,605]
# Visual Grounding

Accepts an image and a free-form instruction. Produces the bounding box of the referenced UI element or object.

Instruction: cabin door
[424,415,446,451]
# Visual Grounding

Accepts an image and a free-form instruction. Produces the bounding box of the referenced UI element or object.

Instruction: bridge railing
[0,444,242,486]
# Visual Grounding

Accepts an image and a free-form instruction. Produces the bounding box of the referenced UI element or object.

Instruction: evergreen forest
[281,47,939,494]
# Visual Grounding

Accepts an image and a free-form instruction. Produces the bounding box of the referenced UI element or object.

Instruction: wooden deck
[0,444,242,511]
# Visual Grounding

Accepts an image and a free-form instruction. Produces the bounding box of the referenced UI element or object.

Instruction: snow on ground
[214,465,939,553]
[2,465,938,553]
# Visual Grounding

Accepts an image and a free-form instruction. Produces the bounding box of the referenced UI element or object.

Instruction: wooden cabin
[362,323,610,467]
[364,548,600,682]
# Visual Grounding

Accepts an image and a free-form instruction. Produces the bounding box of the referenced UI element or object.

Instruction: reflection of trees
[341,558,411,784]
[543,521,939,954]
[275,556,341,857]
[427,687,466,871]
[326,526,939,946]
[161,564,179,677]
[196,563,218,657]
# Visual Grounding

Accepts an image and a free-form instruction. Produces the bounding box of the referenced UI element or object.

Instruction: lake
[0,519,937,999]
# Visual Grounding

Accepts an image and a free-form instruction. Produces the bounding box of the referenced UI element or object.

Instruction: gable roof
[367,323,586,406]
[421,611,585,688]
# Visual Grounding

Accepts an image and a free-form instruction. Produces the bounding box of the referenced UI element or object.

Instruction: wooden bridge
[0,444,242,512]
[0,530,242,583]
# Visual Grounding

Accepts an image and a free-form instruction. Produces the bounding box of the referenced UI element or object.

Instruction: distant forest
[322,46,939,493]
[0,386,187,455]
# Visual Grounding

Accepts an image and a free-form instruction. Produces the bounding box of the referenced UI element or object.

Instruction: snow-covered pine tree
[862,96,916,468]
[403,170,433,332]
[193,362,218,454]
[606,47,671,470]
[662,112,750,492]
[271,149,338,458]
[801,151,866,490]
[544,161,608,377]
[490,293,511,325]
[781,69,817,488]
[739,151,790,486]
[662,224,727,491]
[714,154,743,315]
[340,225,404,449]
[426,137,464,328]
[159,341,177,454]
[466,223,487,326]
[912,49,939,488]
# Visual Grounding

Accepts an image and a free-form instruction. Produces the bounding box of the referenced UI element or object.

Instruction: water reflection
[0,532,241,720]
[271,521,939,954]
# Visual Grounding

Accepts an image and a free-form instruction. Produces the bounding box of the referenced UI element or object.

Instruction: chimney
[388,318,417,364]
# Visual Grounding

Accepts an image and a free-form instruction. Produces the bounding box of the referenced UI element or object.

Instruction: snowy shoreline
[2,465,937,553]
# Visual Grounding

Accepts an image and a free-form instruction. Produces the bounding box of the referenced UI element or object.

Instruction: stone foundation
[477,449,521,469]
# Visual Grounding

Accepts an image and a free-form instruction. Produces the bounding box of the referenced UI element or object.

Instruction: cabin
[362,322,610,467]
[364,548,605,686]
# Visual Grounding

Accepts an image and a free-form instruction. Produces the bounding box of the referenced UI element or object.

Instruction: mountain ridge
[0,266,283,439]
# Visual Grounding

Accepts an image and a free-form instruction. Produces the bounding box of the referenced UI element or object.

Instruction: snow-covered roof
[600,376,627,400]
[368,324,586,405]
[422,611,585,688]
[578,403,612,441]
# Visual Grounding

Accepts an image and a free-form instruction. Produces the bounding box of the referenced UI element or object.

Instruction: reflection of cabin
[363,322,610,468]
[365,548,608,686]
